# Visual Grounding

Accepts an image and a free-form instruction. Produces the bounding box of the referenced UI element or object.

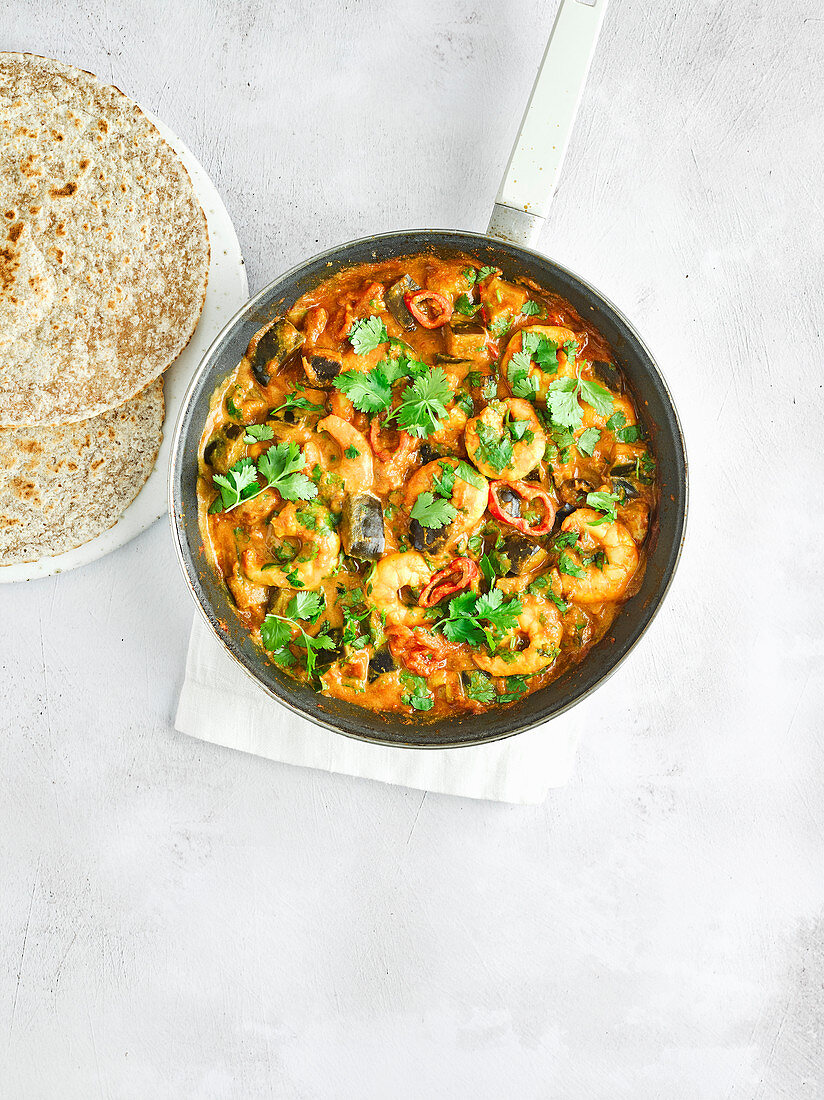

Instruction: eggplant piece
[611,476,639,500]
[610,460,637,477]
[203,433,228,472]
[591,360,623,392]
[368,649,395,682]
[500,533,547,576]
[341,493,385,560]
[409,518,447,553]
[557,477,598,509]
[495,485,521,518]
[445,322,488,360]
[246,318,305,386]
[386,274,420,331]
[303,349,343,387]
[417,442,443,466]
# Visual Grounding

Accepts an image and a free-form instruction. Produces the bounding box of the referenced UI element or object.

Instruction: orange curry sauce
[197,254,658,718]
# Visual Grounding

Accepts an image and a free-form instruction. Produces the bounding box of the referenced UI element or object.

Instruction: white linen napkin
[175,616,582,803]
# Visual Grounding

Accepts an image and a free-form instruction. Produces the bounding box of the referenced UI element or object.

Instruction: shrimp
[464,398,546,481]
[241,501,340,590]
[473,595,563,676]
[427,404,469,451]
[404,458,488,546]
[558,507,639,603]
[581,393,636,431]
[367,551,433,627]
[316,414,374,492]
[501,324,578,402]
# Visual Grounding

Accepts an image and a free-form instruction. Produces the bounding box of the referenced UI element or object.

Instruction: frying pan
[169,0,688,749]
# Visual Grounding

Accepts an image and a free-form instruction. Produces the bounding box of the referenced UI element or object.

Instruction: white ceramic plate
[0,111,248,583]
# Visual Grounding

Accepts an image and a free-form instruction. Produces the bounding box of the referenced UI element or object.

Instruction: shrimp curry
[197,253,658,718]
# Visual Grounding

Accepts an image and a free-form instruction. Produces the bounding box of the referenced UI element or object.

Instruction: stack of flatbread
[0,54,209,565]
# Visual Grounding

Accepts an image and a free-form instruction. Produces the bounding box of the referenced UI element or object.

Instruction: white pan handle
[487,0,610,247]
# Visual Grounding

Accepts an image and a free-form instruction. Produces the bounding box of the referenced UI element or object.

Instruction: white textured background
[2,1,822,1097]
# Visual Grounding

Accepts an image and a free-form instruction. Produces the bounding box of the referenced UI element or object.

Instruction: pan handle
[487,0,610,248]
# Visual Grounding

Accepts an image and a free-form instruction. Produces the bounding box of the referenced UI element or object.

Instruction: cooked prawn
[241,501,340,590]
[367,551,433,627]
[473,595,563,676]
[404,458,488,545]
[501,324,578,402]
[559,507,639,603]
[464,398,546,481]
[316,414,373,492]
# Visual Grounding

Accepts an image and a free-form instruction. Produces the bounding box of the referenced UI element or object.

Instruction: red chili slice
[418,558,481,608]
[388,627,450,677]
[488,480,556,537]
[404,290,453,329]
[369,418,417,464]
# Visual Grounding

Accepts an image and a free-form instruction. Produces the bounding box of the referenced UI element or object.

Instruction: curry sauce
[197,254,658,718]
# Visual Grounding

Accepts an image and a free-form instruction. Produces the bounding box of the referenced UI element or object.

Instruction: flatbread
[0,377,163,564]
[0,53,208,425]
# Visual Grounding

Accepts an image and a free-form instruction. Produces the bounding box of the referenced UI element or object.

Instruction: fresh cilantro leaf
[456,391,475,416]
[454,293,479,316]
[475,420,513,473]
[243,423,275,443]
[497,675,530,703]
[344,445,360,459]
[212,458,261,512]
[288,590,324,622]
[606,411,626,431]
[520,300,541,316]
[507,417,532,442]
[455,460,486,490]
[333,365,393,414]
[522,331,560,374]
[348,315,388,355]
[579,377,614,417]
[558,552,585,578]
[577,427,601,456]
[261,615,293,653]
[293,628,336,679]
[616,424,643,443]
[553,531,579,550]
[477,265,497,281]
[465,671,496,704]
[432,461,455,500]
[410,491,457,530]
[547,377,583,429]
[507,350,540,400]
[270,394,325,418]
[462,267,478,285]
[257,441,318,502]
[400,672,434,711]
[440,588,522,653]
[390,367,451,438]
[586,491,619,525]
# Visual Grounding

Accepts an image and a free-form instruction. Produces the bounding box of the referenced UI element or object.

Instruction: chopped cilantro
[440,587,522,652]
[465,671,496,704]
[410,491,457,530]
[388,367,451,438]
[257,441,317,502]
[558,552,585,579]
[243,423,275,443]
[455,460,486,490]
[453,293,479,316]
[348,315,388,355]
[344,445,360,459]
[586,491,620,525]
[577,427,601,456]
[520,300,541,316]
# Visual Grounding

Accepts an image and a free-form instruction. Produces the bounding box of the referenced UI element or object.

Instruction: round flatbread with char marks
[0,377,163,564]
[0,53,208,425]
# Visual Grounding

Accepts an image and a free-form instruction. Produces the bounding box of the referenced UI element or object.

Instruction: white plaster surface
[1,1,822,1096]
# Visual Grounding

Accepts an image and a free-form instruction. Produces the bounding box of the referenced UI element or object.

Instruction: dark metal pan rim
[168,228,688,750]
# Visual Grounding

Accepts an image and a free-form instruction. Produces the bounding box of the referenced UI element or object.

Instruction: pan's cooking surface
[170,231,687,748]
